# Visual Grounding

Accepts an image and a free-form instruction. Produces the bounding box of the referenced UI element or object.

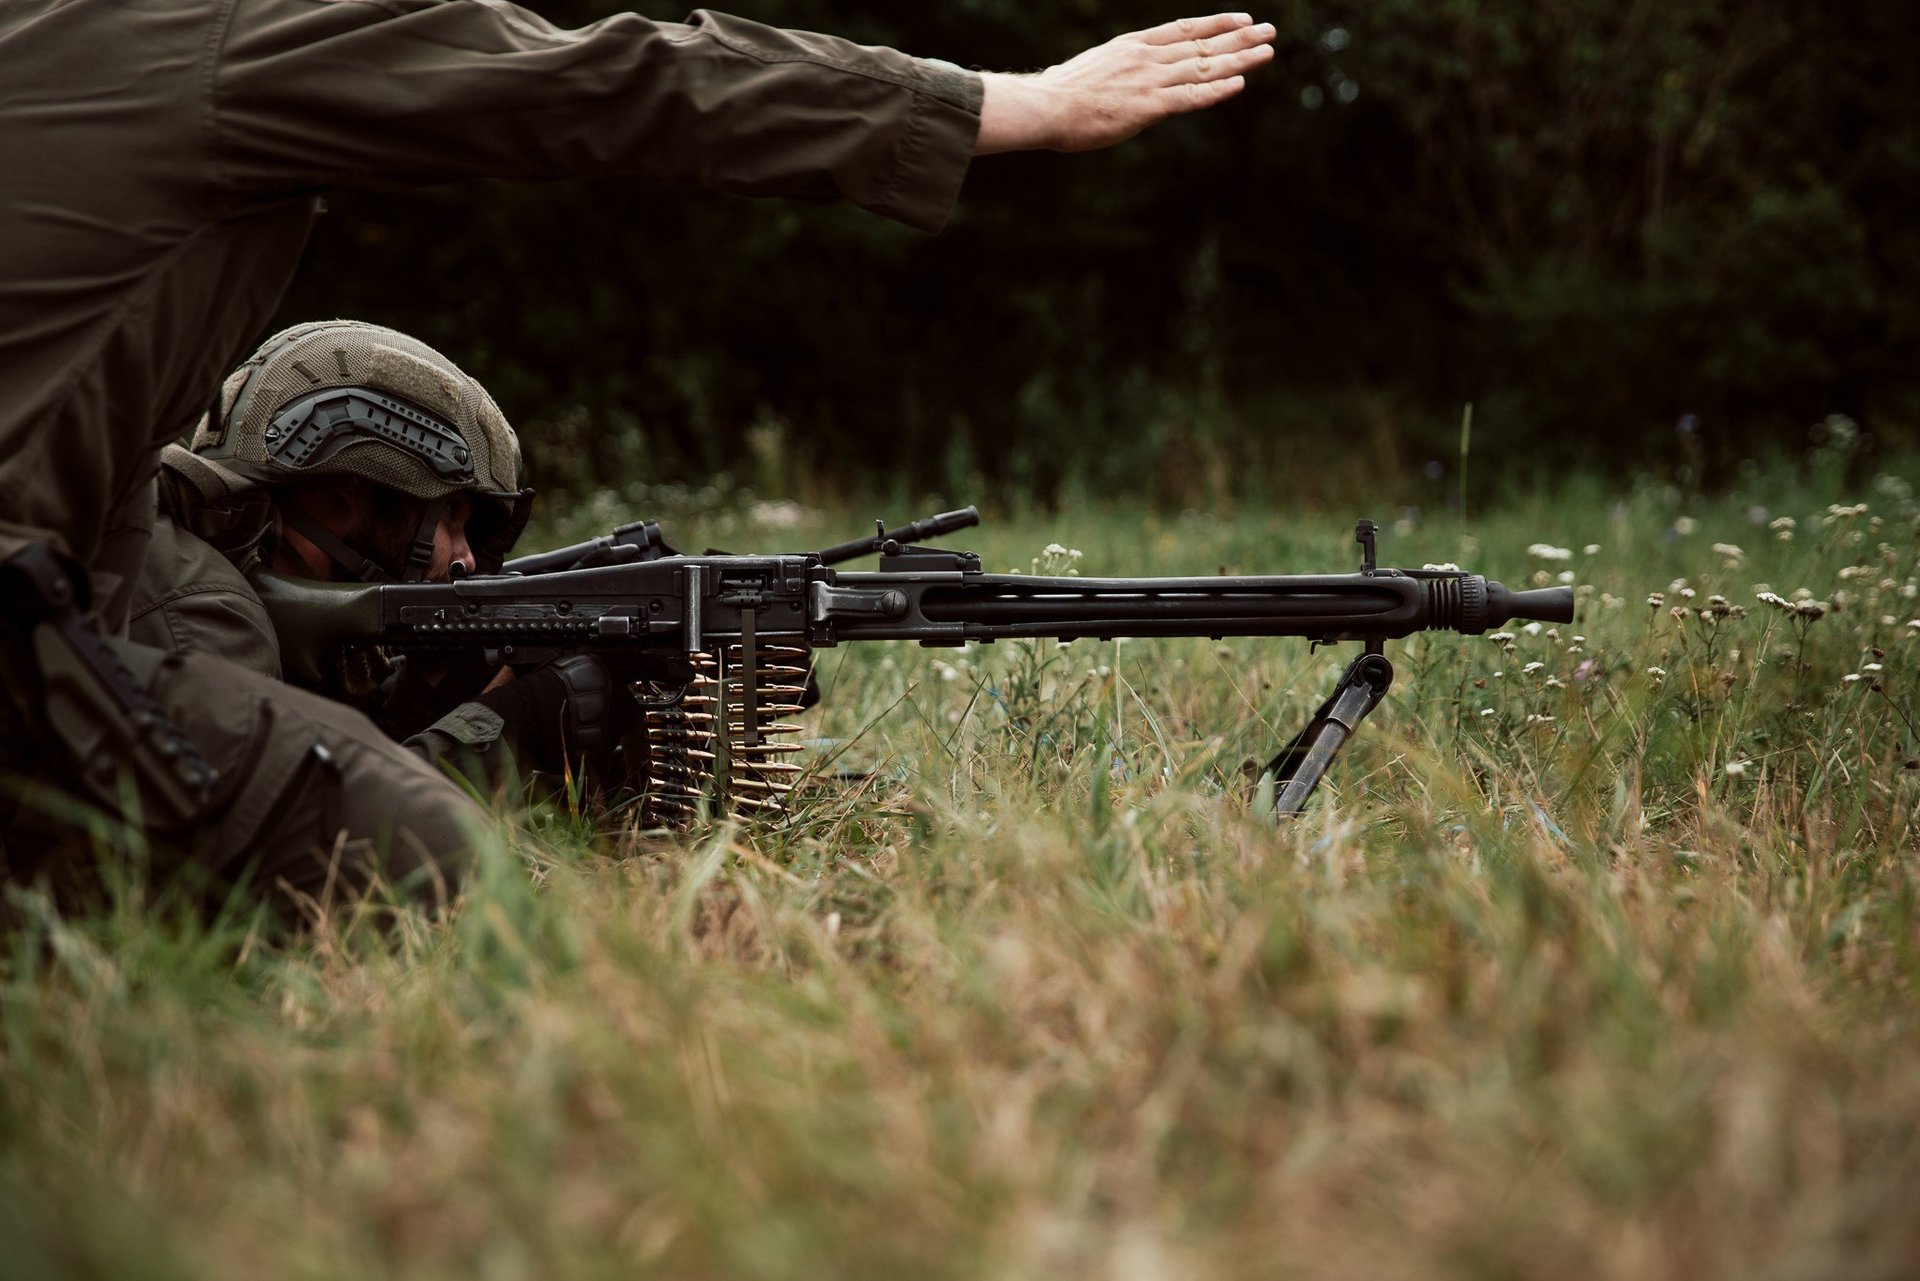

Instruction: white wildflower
[1522,661,1545,675]
[1724,760,1750,779]
[1527,544,1573,562]
[1673,516,1698,536]
[1584,544,1602,556]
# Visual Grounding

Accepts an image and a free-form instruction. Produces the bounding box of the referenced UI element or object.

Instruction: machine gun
[256,516,1573,825]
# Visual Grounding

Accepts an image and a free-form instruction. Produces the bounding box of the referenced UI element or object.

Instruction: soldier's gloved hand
[469,654,636,790]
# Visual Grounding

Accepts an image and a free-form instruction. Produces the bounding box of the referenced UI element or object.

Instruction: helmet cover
[191,321,532,570]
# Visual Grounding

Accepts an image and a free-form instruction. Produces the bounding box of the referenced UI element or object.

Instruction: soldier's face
[275,479,477,583]
[425,494,477,582]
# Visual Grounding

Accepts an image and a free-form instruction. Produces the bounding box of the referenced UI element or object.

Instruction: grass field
[4,453,1918,1280]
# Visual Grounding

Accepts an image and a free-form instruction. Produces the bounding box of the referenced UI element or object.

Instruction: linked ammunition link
[637,655,720,826]
[635,644,812,827]
[721,641,810,820]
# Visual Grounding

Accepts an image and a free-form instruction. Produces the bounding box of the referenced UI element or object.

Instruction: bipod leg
[1262,651,1394,817]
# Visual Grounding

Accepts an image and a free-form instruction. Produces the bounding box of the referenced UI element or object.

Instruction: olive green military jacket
[0,0,982,627]
[127,447,519,766]
[127,449,284,682]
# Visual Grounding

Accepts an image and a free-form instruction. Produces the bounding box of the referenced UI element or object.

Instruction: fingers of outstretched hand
[1161,75,1249,114]
[1138,13,1260,45]
[1163,40,1275,84]
[1146,19,1277,63]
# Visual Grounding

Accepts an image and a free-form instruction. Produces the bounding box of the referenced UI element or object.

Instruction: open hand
[975,14,1277,155]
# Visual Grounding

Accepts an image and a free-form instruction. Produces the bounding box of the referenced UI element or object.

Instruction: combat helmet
[191,320,534,580]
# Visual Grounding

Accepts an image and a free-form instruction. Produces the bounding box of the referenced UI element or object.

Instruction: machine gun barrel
[821,569,1572,644]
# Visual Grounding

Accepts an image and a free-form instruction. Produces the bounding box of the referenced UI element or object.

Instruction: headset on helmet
[190,320,534,580]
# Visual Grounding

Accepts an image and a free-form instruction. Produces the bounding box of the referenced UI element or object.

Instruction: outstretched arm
[974,14,1276,155]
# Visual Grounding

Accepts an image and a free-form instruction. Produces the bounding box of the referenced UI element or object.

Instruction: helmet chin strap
[279,494,448,583]
[401,496,449,583]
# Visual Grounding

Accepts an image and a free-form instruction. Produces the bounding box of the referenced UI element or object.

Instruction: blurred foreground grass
[4,454,1919,1280]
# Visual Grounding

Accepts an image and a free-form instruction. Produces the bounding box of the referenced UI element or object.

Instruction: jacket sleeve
[215,2,984,233]
[124,512,285,682]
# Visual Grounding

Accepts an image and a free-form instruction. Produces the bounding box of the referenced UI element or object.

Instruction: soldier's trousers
[1,643,484,912]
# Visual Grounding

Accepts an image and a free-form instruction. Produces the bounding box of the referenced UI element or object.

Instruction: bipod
[1260,517,1397,817]
[1262,648,1395,817]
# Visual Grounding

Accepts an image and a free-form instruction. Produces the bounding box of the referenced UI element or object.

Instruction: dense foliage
[277,0,1920,501]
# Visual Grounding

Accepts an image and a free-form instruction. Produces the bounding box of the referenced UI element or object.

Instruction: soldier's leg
[175,654,488,907]
[3,644,486,912]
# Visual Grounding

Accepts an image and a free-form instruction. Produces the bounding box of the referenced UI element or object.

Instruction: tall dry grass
[3,458,1917,1280]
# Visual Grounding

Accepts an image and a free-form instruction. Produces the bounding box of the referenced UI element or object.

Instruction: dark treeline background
[275,0,1920,507]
